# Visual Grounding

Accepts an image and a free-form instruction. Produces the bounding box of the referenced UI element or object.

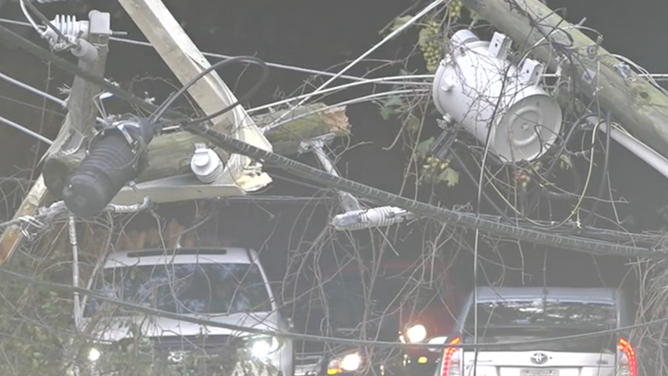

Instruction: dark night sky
[0,0,665,288]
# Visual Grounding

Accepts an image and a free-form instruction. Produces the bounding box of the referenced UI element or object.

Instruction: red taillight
[618,338,637,376]
[441,337,461,376]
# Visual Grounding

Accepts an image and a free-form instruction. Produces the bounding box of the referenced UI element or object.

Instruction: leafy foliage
[415,137,459,187]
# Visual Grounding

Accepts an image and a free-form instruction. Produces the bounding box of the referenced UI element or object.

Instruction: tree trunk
[459,0,668,158]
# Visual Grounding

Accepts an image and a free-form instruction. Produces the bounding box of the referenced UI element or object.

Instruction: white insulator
[331,206,412,231]
[190,145,224,184]
[432,29,563,163]
[42,15,90,42]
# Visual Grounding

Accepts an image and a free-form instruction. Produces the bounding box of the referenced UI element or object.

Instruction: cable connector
[39,11,111,63]
[331,206,414,231]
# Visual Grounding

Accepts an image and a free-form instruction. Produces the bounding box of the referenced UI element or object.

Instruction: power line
[1,19,664,257]
[0,17,411,85]
[186,122,667,258]
[261,0,446,133]
[0,112,52,145]
[0,197,152,234]
[1,265,667,349]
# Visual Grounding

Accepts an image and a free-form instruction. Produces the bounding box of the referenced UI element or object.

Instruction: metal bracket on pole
[113,0,273,205]
[298,133,362,212]
[298,134,414,231]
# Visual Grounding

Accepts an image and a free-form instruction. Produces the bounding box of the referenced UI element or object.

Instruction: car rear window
[466,300,617,328]
[462,299,618,352]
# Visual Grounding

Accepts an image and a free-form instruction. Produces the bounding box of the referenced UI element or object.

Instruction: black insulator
[62,132,139,217]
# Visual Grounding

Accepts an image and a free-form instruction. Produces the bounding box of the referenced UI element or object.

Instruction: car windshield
[463,299,618,352]
[84,263,272,317]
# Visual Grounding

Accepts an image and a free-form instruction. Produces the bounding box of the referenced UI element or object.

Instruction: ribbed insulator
[331,206,409,231]
[50,14,88,37]
[62,133,138,217]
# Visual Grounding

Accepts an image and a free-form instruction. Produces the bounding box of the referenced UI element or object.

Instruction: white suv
[79,247,294,376]
[439,286,638,376]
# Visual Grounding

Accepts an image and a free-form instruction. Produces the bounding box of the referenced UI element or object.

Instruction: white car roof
[475,286,618,304]
[103,247,260,268]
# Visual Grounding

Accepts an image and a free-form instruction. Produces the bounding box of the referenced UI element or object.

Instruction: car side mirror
[427,336,449,352]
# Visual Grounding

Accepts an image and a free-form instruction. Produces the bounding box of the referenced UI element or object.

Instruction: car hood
[82,311,281,342]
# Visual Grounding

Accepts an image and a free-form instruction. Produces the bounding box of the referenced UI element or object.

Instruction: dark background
[1,0,665,292]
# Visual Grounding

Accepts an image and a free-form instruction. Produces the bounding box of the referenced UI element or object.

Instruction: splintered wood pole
[117,0,274,194]
[0,12,110,266]
[42,104,351,194]
[460,0,668,158]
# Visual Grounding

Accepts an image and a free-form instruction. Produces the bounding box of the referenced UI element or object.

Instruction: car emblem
[530,352,548,365]
[168,350,186,363]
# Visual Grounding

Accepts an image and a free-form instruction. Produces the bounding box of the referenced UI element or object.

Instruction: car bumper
[323,352,439,376]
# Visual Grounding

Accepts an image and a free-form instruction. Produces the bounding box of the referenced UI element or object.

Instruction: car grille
[151,334,236,351]
[295,353,324,366]
[150,334,239,370]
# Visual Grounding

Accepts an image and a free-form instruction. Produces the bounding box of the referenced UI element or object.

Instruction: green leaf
[383,95,403,108]
[379,105,394,120]
[439,167,460,187]
[416,137,435,156]
[388,15,414,33]
[405,115,421,132]
[468,9,482,27]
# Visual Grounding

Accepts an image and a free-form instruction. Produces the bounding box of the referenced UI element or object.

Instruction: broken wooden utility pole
[113,0,274,204]
[0,10,111,266]
[42,103,351,198]
[459,0,668,159]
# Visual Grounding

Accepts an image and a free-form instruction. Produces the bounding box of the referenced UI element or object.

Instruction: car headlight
[88,347,102,362]
[247,336,280,359]
[405,324,427,343]
[327,352,363,374]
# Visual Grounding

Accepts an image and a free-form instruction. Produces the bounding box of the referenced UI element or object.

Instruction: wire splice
[332,206,414,231]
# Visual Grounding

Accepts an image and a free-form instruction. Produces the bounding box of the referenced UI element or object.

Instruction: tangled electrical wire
[0,16,667,255]
[59,54,269,218]
[1,265,668,349]
[3,2,668,376]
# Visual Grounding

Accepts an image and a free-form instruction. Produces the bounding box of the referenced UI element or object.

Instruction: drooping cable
[184,122,665,258]
[62,54,269,217]
[1,265,668,349]
[582,111,612,226]
[148,55,269,126]
[1,15,663,254]
[450,143,513,222]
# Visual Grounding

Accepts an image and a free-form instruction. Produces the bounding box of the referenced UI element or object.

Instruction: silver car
[437,287,637,376]
[78,247,295,376]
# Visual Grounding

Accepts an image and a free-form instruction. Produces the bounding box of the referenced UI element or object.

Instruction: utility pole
[459,0,668,159]
[113,0,273,204]
[42,103,351,201]
[0,10,111,266]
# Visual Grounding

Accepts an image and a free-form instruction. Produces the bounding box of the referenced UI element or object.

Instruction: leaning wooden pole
[42,103,350,196]
[459,0,668,158]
